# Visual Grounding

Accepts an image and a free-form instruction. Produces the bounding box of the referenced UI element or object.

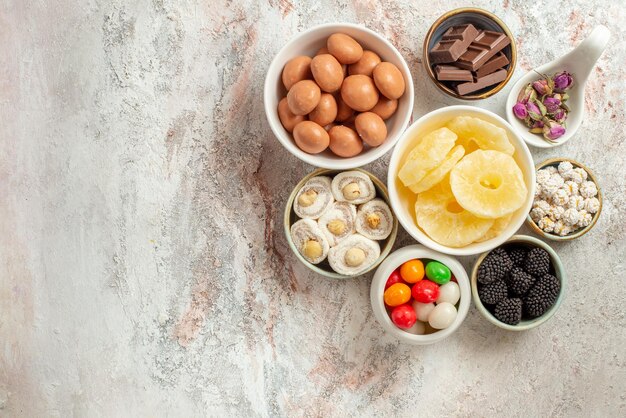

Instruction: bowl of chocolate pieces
[423,8,517,100]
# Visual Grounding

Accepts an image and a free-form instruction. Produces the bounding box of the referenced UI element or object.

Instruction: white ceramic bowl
[387,106,536,256]
[264,23,414,170]
[370,245,470,345]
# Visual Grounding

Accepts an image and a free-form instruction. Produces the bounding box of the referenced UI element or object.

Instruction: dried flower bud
[513,102,528,119]
[543,96,561,114]
[517,84,535,103]
[553,108,567,123]
[532,79,552,96]
[543,120,566,141]
[526,101,542,121]
[553,71,573,92]
[528,120,544,134]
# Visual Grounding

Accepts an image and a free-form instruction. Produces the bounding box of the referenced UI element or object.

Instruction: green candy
[425,261,451,284]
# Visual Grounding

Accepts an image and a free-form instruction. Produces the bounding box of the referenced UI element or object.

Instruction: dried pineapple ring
[290,219,330,264]
[475,214,513,243]
[293,176,334,219]
[447,116,514,155]
[398,127,457,187]
[415,179,494,248]
[328,234,380,275]
[317,201,357,247]
[450,150,527,219]
[408,145,465,194]
[355,198,393,240]
[331,171,376,204]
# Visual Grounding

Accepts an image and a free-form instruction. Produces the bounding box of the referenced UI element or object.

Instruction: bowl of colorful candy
[471,235,566,330]
[370,245,470,344]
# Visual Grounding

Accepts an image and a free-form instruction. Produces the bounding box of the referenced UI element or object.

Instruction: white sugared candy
[579,181,598,199]
[355,198,393,240]
[428,302,457,330]
[405,320,426,335]
[327,234,380,275]
[558,161,573,175]
[573,167,588,182]
[544,166,557,175]
[532,163,598,236]
[562,208,581,226]
[530,207,545,222]
[436,282,460,305]
[290,219,330,264]
[567,169,584,184]
[577,210,593,228]
[293,176,334,219]
[584,197,600,214]
[568,195,585,211]
[541,174,564,198]
[331,171,376,204]
[536,169,551,185]
[552,189,570,206]
[563,180,579,196]
[538,216,555,233]
[553,220,572,236]
[550,205,565,221]
[534,200,551,213]
[317,201,357,246]
[412,301,435,323]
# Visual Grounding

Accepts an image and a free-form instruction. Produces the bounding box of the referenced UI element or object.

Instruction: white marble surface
[1,0,625,416]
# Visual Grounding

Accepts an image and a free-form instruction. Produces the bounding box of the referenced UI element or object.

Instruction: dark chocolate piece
[435,65,473,81]
[454,68,508,95]
[456,31,511,71]
[429,24,480,64]
[475,52,510,78]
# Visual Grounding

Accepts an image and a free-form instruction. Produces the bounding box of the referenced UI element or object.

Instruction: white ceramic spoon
[505,25,610,148]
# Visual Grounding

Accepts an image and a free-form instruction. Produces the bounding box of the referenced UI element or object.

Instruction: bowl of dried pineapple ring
[387,105,535,256]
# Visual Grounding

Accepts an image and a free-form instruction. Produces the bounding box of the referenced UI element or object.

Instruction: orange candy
[383,283,411,307]
[400,259,425,283]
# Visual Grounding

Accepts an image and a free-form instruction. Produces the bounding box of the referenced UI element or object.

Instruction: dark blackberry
[505,266,537,296]
[477,248,513,284]
[524,248,551,276]
[478,280,508,305]
[507,247,528,267]
[494,298,523,325]
[523,274,561,318]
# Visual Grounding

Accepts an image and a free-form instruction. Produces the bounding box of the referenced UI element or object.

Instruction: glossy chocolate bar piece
[456,31,511,71]
[441,24,479,41]
[429,24,479,64]
[475,52,509,78]
[454,68,507,95]
[435,65,473,81]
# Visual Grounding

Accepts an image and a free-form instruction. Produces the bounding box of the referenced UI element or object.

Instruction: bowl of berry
[471,235,566,330]
[370,245,471,344]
